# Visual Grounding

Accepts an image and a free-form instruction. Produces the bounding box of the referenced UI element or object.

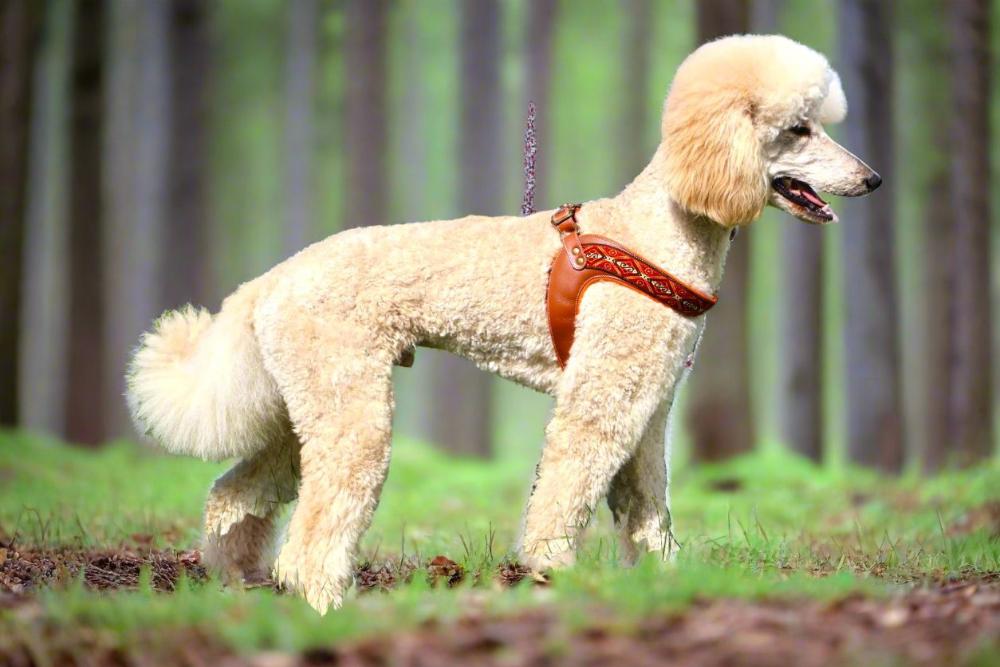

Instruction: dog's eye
[788,124,811,137]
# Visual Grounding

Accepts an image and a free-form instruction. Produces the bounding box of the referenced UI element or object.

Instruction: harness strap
[546,203,718,368]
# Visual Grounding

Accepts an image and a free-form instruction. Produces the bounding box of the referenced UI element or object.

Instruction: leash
[545,203,718,368]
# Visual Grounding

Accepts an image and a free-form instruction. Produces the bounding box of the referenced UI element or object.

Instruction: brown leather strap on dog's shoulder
[546,204,718,368]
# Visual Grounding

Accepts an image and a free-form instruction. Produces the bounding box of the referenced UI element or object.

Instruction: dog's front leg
[519,284,679,571]
[607,401,676,565]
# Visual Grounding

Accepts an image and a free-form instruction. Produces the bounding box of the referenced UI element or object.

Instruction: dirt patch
[2,577,997,667]
[84,549,205,591]
[426,554,465,587]
[295,578,1000,667]
[0,624,232,667]
[0,545,206,603]
[2,547,997,666]
[352,555,543,593]
[353,556,419,593]
[497,559,534,587]
[0,546,535,603]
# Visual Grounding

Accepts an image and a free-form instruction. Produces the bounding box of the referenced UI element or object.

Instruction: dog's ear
[661,92,767,227]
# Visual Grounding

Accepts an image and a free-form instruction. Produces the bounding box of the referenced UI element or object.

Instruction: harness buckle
[551,203,582,237]
[551,203,581,228]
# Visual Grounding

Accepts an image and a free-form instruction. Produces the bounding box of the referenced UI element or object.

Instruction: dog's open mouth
[772,177,835,222]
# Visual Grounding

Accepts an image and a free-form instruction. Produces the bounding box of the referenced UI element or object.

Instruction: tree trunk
[429,0,503,458]
[753,0,825,463]
[458,0,503,218]
[20,0,72,435]
[900,0,953,471]
[686,0,753,463]
[922,143,953,470]
[838,0,903,472]
[948,0,993,466]
[344,0,387,228]
[65,0,107,445]
[751,0,780,31]
[283,0,317,255]
[0,0,41,427]
[525,0,557,210]
[780,224,824,461]
[618,0,652,182]
[398,1,428,220]
[100,0,169,438]
[696,0,750,40]
[164,0,211,307]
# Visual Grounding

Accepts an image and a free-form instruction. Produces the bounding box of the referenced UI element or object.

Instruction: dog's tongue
[802,188,827,207]
[793,181,828,208]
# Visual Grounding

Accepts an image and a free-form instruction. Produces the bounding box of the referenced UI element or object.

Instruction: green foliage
[1,432,997,651]
[0,431,224,547]
[210,0,286,290]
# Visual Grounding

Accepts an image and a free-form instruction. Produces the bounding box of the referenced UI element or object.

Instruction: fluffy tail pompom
[126,297,285,461]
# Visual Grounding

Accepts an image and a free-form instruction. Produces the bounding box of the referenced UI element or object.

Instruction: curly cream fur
[126,35,875,613]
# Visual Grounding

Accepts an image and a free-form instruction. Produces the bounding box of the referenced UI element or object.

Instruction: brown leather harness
[545,203,718,368]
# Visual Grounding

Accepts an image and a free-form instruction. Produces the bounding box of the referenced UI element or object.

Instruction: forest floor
[1,431,999,666]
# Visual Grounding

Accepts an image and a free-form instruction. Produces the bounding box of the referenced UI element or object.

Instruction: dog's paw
[274,550,344,615]
[518,541,576,573]
[630,527,679,564]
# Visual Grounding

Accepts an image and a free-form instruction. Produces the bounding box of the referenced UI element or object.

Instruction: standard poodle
[127,34,881,613]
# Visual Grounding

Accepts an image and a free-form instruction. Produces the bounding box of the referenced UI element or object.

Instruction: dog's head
[661,34,880,227]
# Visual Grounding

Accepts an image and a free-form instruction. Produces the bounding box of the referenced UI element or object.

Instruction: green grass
[1,429,998,653]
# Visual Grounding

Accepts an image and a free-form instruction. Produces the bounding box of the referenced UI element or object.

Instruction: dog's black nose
[865,172,882,191]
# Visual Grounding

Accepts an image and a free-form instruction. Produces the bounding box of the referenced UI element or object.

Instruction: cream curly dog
[127,35,880,613]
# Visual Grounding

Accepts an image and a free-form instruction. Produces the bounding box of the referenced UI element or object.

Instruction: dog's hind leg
[607,402,676,565]
[273,355,394,612]
[201,429,300,583]
[256,308,398,613]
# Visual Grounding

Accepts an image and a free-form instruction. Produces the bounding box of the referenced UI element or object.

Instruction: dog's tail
[126,285,285,461]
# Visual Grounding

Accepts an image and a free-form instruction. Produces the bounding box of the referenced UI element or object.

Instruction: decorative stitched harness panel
[579,242,717,317]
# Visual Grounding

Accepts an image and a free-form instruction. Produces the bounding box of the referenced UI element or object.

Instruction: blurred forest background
[0,0,997,473]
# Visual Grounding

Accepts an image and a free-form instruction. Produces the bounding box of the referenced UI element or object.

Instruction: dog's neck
[581,144,735,296]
